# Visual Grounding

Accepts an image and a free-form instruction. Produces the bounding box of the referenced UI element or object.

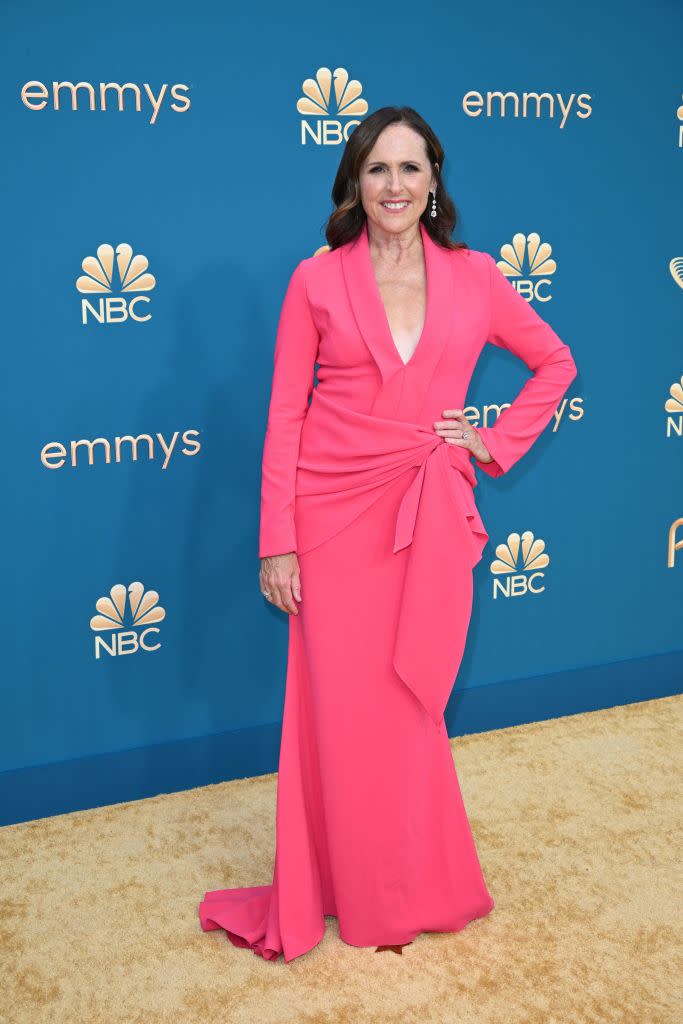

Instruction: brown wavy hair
[323,106,468,253]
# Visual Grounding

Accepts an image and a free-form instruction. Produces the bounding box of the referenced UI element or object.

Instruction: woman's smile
[381,200,410,212]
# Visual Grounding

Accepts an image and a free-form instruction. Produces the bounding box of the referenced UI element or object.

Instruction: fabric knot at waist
[294,389,490,726]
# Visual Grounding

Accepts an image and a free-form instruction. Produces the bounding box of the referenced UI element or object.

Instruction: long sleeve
[258,258,320,558]
[472,251,578,478]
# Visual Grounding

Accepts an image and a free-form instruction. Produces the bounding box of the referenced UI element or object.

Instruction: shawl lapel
[339,219,464,417]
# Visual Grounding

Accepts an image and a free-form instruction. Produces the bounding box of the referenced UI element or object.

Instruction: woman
[199,106,577,962]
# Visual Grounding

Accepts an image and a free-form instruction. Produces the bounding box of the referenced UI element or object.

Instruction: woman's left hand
[433,409,493,464]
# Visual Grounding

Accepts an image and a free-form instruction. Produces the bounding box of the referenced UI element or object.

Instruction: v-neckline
[339,218,459,401]
[364,219,431,369]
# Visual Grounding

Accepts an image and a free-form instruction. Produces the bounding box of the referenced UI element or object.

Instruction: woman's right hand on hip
[259,553,302,615]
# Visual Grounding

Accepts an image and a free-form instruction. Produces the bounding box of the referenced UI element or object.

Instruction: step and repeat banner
[2,0,681,822]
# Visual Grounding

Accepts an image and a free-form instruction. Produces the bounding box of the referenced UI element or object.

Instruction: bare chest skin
[372,256,427,365]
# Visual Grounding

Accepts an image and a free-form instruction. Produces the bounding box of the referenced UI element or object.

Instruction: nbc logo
[496,233,556,303]
[669,256,683,289]
[490,530,550,598]
[76,242,156,325]
[90,581,166,658]
[297,67,368,145]
[665,375,683,438]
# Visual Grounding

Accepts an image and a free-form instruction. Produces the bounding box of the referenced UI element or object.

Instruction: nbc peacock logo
[496,233,556,303]
[669,256,683,289]
[489,530,550,598]
[665,374,683,438]
[297,67,368,146]
[90,581,166,659]
[76,242,156,325]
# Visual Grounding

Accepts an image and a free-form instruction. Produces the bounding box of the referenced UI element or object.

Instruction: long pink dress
[199,220,577,961]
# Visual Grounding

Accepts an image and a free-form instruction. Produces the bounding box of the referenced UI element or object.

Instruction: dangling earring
[430,188,437,219]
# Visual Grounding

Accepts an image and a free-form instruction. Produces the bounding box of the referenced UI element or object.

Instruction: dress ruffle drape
[294,387,489,727]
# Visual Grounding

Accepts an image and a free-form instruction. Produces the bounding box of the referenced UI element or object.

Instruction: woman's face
[358,123,437,236]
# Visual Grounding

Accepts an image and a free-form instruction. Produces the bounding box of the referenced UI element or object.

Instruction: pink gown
[199,220,578,961]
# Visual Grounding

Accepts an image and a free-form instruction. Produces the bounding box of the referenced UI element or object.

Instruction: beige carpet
[1,695,680,1024]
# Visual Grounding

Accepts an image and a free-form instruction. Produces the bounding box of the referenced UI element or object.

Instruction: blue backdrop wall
[2,0,681,825]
